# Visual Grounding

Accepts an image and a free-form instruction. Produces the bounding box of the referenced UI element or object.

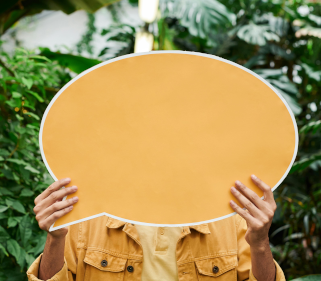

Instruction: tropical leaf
[26,90,44,102]
[160,0,236,39]
[6,199,26,214]
[19,215,32,247]
[301,63,321,82]
[0,243,8,256]
[19,189,34,197]
[24,165,40,174]
[6,239,21,261]
[299,120,321,135]
[21,77,33,89]
[0,226,10,243]
[7,239,25,268]
[308,14,321,26]
[259,44,295,60]
[270,224,290,238]
[39,48,101,74]
[269,16,289,37]
[0,205,9,212]
[6,159,28,166]
[290,153,321,173]
[243,55,267,68]
[295,26,321,39]
[237,23,279,46]
[99,24,136,59]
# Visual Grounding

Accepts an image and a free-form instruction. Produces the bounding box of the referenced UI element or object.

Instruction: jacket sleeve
[236,215,285,281]
[26,224,79,281]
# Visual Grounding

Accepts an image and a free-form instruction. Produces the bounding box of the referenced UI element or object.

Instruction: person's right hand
[34,178,78,239]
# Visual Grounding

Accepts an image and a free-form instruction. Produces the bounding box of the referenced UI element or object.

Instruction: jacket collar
[189,224,211,234]
[106,217,211,234]
[106,217,142,246]
[106,217,127,228]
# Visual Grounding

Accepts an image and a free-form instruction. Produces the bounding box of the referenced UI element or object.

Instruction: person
[27,175,285,281]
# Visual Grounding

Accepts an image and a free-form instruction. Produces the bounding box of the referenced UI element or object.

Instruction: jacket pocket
[84,248,127,280]
[195,254,237,280]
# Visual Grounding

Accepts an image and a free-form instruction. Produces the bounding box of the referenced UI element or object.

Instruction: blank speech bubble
[39,51,298,231]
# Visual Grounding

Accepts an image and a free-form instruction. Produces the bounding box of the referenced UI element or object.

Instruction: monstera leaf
[160,0,236,39]
[237,23,280,46]
[301,63,321,82]
[268,16,289,37]
[294,13,321,39]
[296,25,321,39]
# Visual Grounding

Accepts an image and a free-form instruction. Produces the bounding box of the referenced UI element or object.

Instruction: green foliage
[292,276,321,281]
[0,0,320,279]
[160,0,236,39]
[0,0,120,35]
[77,13,97,56]
[0,47,71,279]
[40,48,101,74]
[99,24,136,59]
[237,23,280,46]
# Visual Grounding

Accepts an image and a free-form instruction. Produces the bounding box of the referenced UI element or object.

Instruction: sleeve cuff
[27,253,69,281]
[249,259,285,281]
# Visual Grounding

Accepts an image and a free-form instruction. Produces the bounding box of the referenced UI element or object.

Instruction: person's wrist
[249,236,270,253]
[47,231,67,242]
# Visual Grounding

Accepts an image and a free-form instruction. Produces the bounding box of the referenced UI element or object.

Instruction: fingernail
[69,206,73,210]
[230,200,236,206]
[64,178,71,182]
[71,186,78,191]
[73,196,79,202]
[235,180,241,186]
[251,175,257,180]
[231,187,237,193]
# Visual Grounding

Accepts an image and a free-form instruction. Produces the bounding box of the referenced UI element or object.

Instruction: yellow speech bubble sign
[40,51,298,231]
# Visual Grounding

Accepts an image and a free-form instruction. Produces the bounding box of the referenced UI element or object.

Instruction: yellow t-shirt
[135,225,183,281]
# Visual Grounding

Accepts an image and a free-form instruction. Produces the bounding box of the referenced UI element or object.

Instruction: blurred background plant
[0,0,321,280]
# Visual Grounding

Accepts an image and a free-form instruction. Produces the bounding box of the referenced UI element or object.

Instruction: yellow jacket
[27,214,285,281]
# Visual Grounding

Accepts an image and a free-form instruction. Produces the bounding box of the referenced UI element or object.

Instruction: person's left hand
[229,175,277,250]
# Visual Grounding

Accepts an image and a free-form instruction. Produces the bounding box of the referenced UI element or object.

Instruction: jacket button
[101,260,108,267]
[127,265,134,272]
[212,266,219,273]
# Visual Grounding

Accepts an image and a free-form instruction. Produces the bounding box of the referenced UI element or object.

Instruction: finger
[35,186,78,212]
[34,178,71,205]
[36,196,78,222]
[231,187,263,218]
[235,180,265,210]
[251,175,274,203]
[229,200,257,225]
[39,205,74,232]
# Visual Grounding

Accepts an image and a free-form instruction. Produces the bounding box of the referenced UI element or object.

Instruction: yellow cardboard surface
[39,52,297,230]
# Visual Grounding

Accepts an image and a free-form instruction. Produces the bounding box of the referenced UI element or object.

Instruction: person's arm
[38,234,67,280]
[230,175,278,281]
[31,178,78,280]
